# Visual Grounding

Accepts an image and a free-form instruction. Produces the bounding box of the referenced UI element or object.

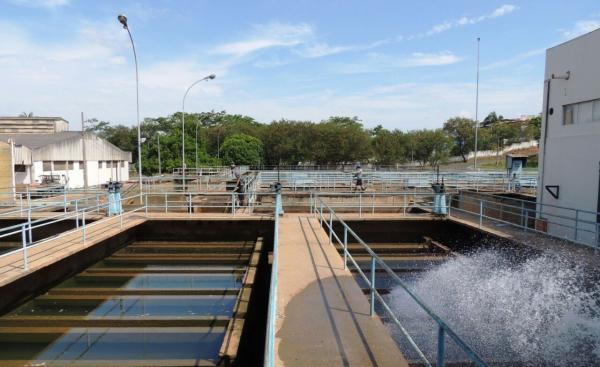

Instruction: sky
[0,0,599,130]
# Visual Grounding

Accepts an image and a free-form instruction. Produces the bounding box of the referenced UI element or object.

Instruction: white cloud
[213,22,313,57]
[481,48,545,71]
[490,4,517,18]
[414,4,518,38]
[400,52,462,66]
[8,0,69,7]
[335,51,462,74]
[298,43,351,58]
[560,19,600,39]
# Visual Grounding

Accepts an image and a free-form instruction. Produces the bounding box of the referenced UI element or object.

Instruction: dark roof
[0,132,83,148]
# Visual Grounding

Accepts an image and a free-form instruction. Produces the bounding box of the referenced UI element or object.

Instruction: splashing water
[386,250,600,366]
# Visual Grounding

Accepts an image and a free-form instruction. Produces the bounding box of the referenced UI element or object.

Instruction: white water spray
[387,250,600,366]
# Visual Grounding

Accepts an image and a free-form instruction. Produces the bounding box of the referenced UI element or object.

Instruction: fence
[313,197,488,367]
[260,170,537,193]
[449,193,600,248]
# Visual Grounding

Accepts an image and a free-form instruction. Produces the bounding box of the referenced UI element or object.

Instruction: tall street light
[117,14,143,195]
[473,37,481,171]
[181,74,216,191]
[157,131,164,175]
[195,120,200,171]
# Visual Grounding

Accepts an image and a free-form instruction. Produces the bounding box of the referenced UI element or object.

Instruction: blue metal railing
[264,193,281,367]
[315,197,488,367]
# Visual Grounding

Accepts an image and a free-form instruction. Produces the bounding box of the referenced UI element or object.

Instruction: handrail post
[188,193,192,215]
[21,225,28,271]
[75,200,79,228]
[329,211,333,245]
[320,203,323,226]
[27,208,33,245]
[343,226,348,270]
[359,192,362,218]
[479,200,483,228]
[145,193,148,214]
[437,326,445,367]
[232,193,236,216]
[403,193,406,215]
[63,189,67,213]
[574,209,579,242]
[372,193,375,214]
[164,193,168,213]
[96,194,100,214]
[370,255,376,316]
[82,210,86,244]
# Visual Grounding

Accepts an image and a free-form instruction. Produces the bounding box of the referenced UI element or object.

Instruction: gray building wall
[538,28,600,243]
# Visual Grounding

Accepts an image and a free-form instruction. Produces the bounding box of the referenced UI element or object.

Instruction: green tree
[526,115,542,141]
[443,117,475,162]
[487,122,520,165]
[220,133,264,165]
[482,111,504,127]
[372,128,406,165]
[411,129,452,167]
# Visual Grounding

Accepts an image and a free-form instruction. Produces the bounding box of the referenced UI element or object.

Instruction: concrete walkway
[275,214,408,367]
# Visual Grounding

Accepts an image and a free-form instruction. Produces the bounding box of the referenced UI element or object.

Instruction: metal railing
[0,191,280,273]
[139,191,275,215]
[308,191,449,217]
[314,197,488,367]
[0,193,146,271]
[259,170,537,193]
[449,193,600,248]
[264,193,281,367]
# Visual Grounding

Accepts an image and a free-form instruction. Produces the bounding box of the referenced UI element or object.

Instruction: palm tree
[18,112,34,117]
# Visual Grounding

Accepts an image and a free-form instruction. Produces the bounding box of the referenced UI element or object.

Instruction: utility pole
[81,112,88,190]
[474,37,481,170]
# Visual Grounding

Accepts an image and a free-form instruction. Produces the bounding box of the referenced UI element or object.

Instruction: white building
[0,118,131,189]
[537,28,600,245]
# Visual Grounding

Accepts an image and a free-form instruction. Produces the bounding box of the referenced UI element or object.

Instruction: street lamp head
[117,14,128,29]
[207,74,216,80]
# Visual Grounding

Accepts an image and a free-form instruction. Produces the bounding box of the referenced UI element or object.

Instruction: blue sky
[1,0,599,130]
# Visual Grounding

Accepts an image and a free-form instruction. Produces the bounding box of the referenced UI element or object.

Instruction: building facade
[0,117,69,134]
[537,28,600,244]
[0,118,131,189]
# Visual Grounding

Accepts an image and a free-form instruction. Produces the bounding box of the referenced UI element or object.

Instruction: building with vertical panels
[0,117,131,189]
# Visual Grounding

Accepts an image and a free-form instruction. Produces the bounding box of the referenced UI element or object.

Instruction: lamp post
[473,37,481,171]
[117,14,143,196]
[195,120,200,171]
[181,74,216,191]
[157,132,163,175]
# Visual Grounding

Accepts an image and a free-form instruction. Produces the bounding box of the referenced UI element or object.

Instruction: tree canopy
[84,110,541,174]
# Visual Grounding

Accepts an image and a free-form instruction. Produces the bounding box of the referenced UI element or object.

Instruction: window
[563,105,574,125]
[121,161,125,168]
[563,98,600,125]
[54,161,67,170]
[43,161,51,171]
[14,165,26,173]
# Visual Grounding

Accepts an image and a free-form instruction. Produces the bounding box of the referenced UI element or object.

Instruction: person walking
[353,164,366,192]
[231,164,244,206]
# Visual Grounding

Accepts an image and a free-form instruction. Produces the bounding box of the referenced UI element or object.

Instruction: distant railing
[314,197,488,367]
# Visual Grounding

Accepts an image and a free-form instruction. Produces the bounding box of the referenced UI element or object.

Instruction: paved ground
[275,214,408,367]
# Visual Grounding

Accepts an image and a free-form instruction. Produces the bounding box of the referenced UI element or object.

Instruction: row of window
[42,161,125,171]
[563,98,600,125]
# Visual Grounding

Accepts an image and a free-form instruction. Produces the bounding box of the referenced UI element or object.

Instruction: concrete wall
[30,160,129,188]
[538,29,600,242]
